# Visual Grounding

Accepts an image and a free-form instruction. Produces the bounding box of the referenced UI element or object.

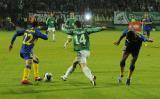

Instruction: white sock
[52,33,55,40]
[82,66,94,81]
[64,66,74,78]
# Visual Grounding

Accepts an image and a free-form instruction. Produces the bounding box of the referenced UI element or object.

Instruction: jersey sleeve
[62,28,73,35]
[65,19,69,25]
[86,27,102,34]
[36,29,48,40]
[122,28,128,35]
[10,29,25,45]
[139,34,147,42]
[46,17,49,25]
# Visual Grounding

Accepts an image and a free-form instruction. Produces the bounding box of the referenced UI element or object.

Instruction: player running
[114,30,153,86]
[61,21,106,86]
[142,13,152,39]
[9,22,48,85]
[46,12,57,41]
[63,12,77,48]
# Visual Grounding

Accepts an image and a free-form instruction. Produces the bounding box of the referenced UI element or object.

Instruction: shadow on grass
[0,81,118,95]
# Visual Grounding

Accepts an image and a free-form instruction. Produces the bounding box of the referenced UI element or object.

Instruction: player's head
[74,21,82,28]
[126,31,137,42]
[144,12,149,19]
[70,12,75,18]
[49,11,54,16]
[30,21,38,28]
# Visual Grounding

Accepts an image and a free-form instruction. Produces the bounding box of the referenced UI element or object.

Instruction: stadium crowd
[0,0,160,29]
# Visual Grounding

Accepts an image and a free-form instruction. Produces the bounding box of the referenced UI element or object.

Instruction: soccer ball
[43,72,53,82]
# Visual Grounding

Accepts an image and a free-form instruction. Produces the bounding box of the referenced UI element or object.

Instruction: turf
[0,30,160,99]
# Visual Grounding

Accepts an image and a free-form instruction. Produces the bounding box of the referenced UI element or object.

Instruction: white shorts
[67,35,72,39]
[47,28,55,32]
[77,50,90,64]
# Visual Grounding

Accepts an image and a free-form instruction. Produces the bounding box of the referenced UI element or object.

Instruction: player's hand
[114,41,120,46]
[9,44,13,52]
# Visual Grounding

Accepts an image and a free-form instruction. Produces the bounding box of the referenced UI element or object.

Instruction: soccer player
[114,30,153,86]
[142,13,152,39]
[46,12,57,41]
[63,12,77,48]
[9,22,48,85]
[61,21,106,86]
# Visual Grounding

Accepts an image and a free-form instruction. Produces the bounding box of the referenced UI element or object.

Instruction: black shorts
[123,46,140,57]
[20,52,33,60]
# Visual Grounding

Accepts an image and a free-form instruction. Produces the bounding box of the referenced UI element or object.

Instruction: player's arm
[114,29,128,46]
[36,30,48,40]
[140,34,153,42]
[86,26,106,34]
[64,19,69,28]
[62,27,73,35]
[46,17,49,25]
[9,29,25,51]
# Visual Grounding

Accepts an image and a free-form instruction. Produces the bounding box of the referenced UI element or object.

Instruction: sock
[22,65,31,80]
[33,63,39,78]
[82,66,94,81]
[64,66,74,78]
[127,70,133,79]
[120,67,124,77]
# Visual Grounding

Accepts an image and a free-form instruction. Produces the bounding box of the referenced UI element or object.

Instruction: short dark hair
[126,31,135,41]
[31,21,38,28]
[75,21,82,28]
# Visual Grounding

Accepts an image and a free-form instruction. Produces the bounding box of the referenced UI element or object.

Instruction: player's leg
[52,28,56,41]
[64,35,72,48]
[146,30,150,39]
[48,28,55,41]
[120,51,130,77]
[79,50,96,86]
[20,53,33,84]
[126,52,139,85]
[80,63,96,86]
[61,58,79,81]
[33,54,42,81]
[22,59,33,84]
[118,51,130,83]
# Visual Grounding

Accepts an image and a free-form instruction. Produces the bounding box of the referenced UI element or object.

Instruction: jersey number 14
[74,34,86,45]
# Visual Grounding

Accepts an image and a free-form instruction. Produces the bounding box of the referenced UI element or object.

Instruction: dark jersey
[11,28,48,53]
[122,32,147,51]
[143,18,152,31]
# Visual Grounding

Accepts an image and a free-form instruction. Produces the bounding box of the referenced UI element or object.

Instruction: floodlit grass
[0,30,160,99]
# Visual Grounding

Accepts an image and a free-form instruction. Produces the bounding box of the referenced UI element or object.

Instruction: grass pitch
[0,30,160,99]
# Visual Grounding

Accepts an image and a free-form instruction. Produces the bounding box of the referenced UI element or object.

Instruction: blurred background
[0,0,160,31]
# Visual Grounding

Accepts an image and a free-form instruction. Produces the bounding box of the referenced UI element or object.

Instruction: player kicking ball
[61,21,106,86]
[114,30,153,86]
[9,22,48,85]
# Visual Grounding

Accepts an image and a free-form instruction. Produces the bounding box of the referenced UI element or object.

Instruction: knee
[33,57,39,64]
[26,60,32,65]
[80,63,86,68]
[73,61,79,68]
[26,65,31,69]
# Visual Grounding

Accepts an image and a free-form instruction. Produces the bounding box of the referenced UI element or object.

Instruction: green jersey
[65,18,77,29]
[46,16,56,28]
[63,27,102,51]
